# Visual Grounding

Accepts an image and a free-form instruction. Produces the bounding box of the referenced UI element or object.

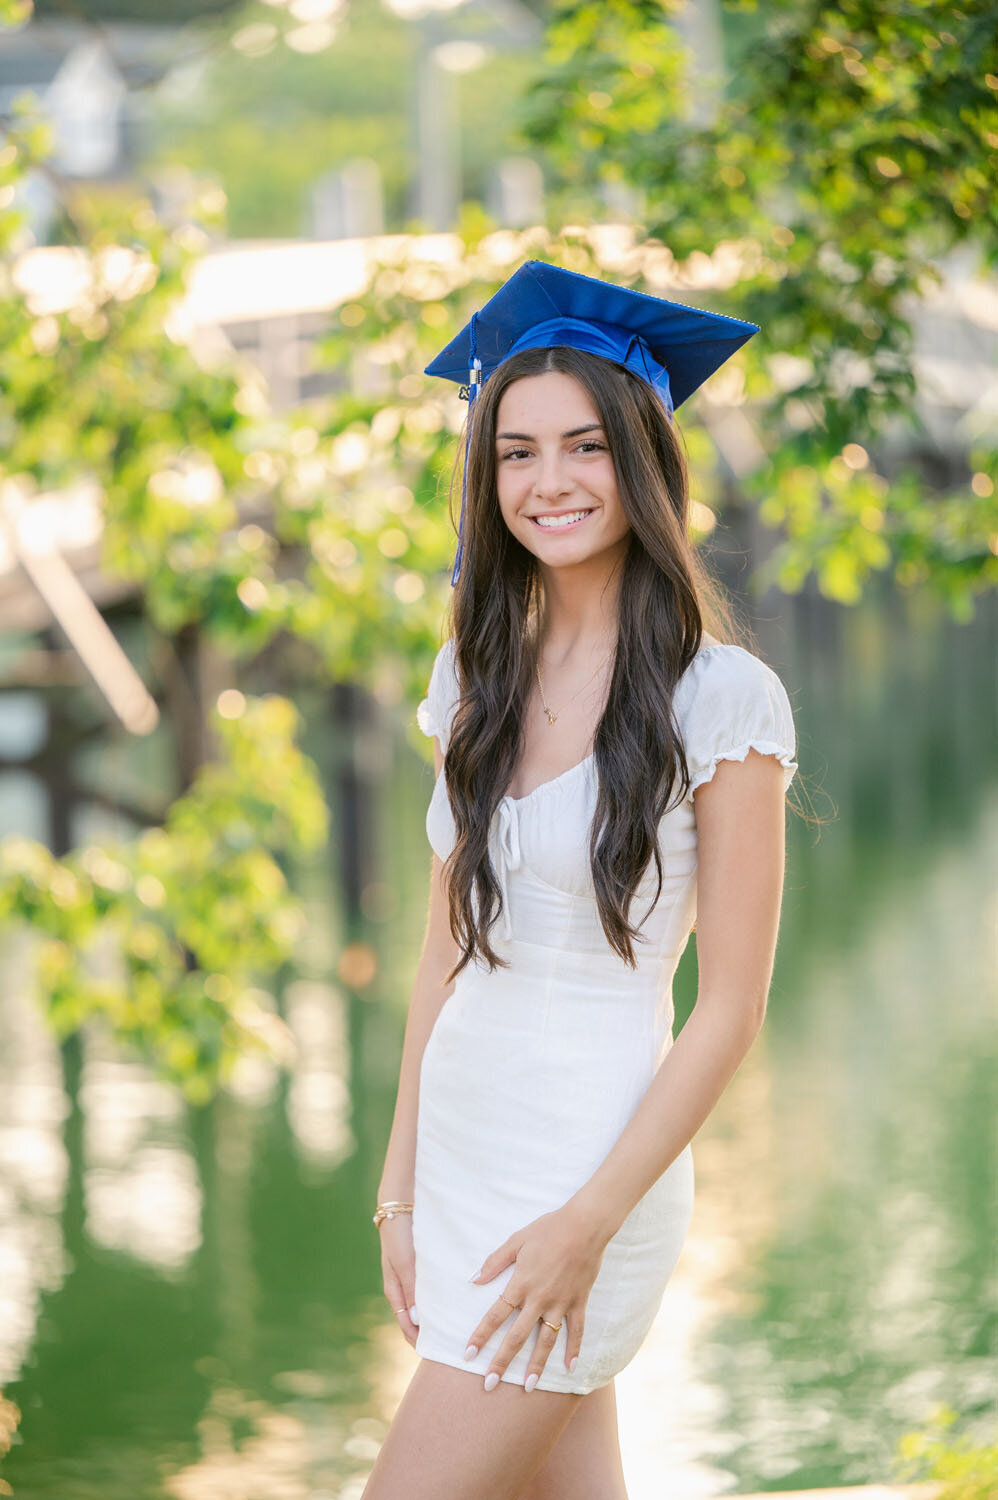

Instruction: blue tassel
[451,312,481,587]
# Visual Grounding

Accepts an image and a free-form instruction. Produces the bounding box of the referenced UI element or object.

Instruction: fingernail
[524,1372,539,1392]
[464,1344,478,1360]
[469,1272,481,1282]
[569,1355,578,1372]
[483,1371,499,1391]
[409,1306,419,1324]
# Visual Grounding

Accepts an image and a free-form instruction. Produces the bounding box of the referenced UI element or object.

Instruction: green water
[1,604,994,1499]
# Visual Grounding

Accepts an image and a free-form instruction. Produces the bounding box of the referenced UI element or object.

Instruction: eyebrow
[495,423,605,441]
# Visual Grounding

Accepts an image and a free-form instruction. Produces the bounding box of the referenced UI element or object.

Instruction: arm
[379,735,461,1204]
[567,746,789,1246]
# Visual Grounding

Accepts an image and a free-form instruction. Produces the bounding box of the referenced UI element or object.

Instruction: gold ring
[540,1317,563,1332]
[499,1292,521,1309]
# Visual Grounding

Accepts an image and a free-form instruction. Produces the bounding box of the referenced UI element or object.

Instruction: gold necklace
[534,648,614,726]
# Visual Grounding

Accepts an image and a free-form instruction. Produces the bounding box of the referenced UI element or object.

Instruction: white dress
[412,639,798,1394]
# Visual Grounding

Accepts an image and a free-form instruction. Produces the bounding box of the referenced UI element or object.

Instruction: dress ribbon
[494,798,522,941]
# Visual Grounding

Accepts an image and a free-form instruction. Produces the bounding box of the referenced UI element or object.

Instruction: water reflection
[283,982,354,1173]
[84,1060,201,1268]
[0,967,69,1389]
[654,790,997,1494]
[0,613,993,1499]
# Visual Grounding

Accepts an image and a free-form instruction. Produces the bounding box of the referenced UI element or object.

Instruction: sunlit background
[0,0,995,1496]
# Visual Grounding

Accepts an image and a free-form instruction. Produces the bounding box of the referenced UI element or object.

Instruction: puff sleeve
[416,636,459,751]
[681,645,798,796]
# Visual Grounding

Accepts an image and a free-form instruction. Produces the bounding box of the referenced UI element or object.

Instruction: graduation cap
[424,259,760,585]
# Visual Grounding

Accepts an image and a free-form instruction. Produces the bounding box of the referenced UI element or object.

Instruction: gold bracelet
[373,1200,414,1228]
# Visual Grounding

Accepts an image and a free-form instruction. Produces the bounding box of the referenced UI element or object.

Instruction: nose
[532,449,573,502]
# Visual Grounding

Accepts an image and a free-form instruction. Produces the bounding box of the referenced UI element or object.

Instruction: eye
[498,440,607,461]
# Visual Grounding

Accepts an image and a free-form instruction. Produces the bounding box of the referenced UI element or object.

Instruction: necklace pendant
[545,710,558,724]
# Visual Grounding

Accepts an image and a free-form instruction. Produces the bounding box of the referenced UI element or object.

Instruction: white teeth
[533,510,592,529]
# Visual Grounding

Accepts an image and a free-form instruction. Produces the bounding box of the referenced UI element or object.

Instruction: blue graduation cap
[424,259,759,585]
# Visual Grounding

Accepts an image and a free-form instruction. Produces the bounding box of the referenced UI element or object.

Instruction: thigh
[518,1380,628,1500]
[361,1356,584,1500]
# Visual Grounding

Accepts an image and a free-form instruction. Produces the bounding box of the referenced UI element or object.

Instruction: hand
[379,1213,419,1348]
[464,1204,606,1391]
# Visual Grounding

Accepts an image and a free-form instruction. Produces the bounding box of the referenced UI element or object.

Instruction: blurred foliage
[0,695,327,1103]
[893,1404,998,1500]
[0,101,456,660]
[519,0,998,615]
[32,0,243,18]
[0,24,455,1093]
[1,0,996,1097]
[0,0,30,25]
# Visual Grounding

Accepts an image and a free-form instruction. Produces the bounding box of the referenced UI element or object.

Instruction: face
[493,370,631,570]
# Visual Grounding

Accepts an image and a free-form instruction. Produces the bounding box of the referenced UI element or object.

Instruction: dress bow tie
[494,798,522,942]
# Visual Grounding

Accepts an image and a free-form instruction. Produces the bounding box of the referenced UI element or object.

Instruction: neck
[535,549,624,660]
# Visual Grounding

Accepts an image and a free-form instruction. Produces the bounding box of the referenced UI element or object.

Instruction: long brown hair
[439,343,746,981]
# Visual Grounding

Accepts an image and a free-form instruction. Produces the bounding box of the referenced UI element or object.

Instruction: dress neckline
[431,751,593,806]
[499,643,725,804]
[432,642,726,806]
[501,750,595,805]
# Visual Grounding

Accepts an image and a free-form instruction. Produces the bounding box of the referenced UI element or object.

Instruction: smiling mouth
[529,509,595,532]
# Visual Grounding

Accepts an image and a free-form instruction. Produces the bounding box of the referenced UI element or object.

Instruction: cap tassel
[626,330,672,416]
[452,312,481,587]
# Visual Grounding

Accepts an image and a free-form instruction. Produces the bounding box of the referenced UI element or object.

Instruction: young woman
[362,265,798,1500]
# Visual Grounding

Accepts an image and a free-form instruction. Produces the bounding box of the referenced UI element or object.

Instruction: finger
[563,1306,584,1373]
[481,1307,540,1390]
[523,1316,561,1393]
[397,1255,419,1326]
[463,1288,521,1363]
[382,1224,420,1326]
[471,1238,518,1284]
[383,1263,416,1340]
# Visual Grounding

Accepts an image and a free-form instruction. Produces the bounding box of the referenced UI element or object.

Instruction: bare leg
[518,1380,628,1500]
[361,1356,585,1500]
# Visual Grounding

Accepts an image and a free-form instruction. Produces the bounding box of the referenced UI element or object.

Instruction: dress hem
[415,1340,603,1396]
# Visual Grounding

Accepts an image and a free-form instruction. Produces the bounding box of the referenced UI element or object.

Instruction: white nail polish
[464,1344,478,1360]
[524,1372,539,1392]
[568,1355,578,1372]
[484,1371,499,1391]
[409,1305,419,1324]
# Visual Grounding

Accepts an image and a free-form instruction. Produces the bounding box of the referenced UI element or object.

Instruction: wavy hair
[438,343,746,981]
